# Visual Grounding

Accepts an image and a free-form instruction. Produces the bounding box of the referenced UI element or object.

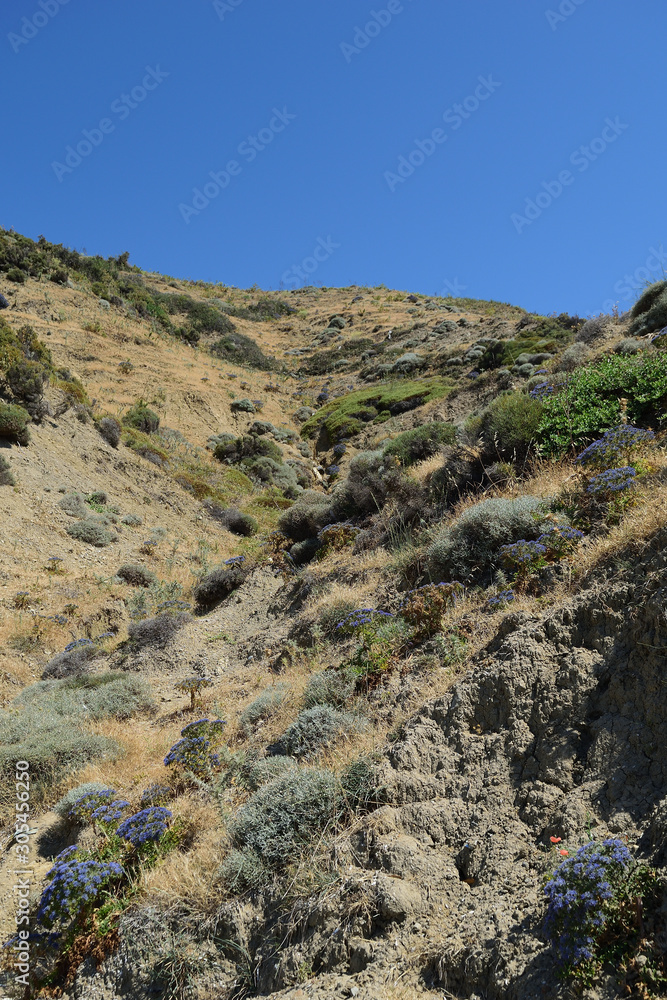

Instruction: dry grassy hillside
[1,230,667,1000]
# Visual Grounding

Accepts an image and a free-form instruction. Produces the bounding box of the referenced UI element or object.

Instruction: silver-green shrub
[427,495,553,584]
[239,685,289,734]
[269,705,360,759]
[228,767,338,868]
[302,670,356,709]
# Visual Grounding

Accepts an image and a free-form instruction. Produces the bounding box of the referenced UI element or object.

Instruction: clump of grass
[240,685,289,733]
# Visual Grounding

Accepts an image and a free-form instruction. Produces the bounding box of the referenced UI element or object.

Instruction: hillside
[0,229,666,1000]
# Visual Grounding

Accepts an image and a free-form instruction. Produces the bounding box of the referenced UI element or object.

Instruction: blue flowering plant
[544,838,666,992]
[575,425,655,470]
[164,718,227,779]
[537,525,585,560]
[398,582,464,641]
[499,539,548,585]
[116,807,173,856]
[140,783,172,807]
[486,589,515,611]
[36,847,124,938]
[336,609,409,687]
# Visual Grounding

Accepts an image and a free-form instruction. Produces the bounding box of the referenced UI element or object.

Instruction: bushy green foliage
[481,392,544,458]
[538,354,667,454]
[244,456,300,497]
[0,401,30,444]
[228,767,339,868]
[243,755,297,790]
[240,685,289,733]
[5,358,49,416]
[270,705,358,759]
[222,296,293,323]
[629,279,667,337]
[123,400,160,434]
[299,338,378,376]
[315,599,359,637]
[383,421,456,466]
[214,433,282,465]
[219,848,269,891]
[58,492,88,517]
[66,519,115,547]
[117,564,157,588]
[427,496,552,583]
[210,330,275,370]
[279,490,339,541]
[121,513,143,527]
[0,454,14,485]
[302,669,357,709]
[16,672,155,722]
[301,378,451,446]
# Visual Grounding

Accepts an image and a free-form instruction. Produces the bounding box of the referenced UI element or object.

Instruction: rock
[375,876,423,921]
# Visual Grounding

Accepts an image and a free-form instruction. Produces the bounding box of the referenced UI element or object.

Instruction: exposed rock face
[65,532,667,999]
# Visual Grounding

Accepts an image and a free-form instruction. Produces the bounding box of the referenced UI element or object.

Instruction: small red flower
[550,836,562,844]
[559,849,569,856]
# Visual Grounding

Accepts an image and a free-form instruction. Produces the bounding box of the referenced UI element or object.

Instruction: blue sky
[1,0,665,316]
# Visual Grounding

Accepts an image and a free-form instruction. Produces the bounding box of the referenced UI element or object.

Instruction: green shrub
[269,705,359,759]
[0,402,30,444]
[0,455,14,485]
[244,456,300,498]
[225,297,293,322]
[278,490,340,541]
[240,685,289,733]
[17,672,154,722]
[481,392,544,458]
[54,781,109,818]
[213,434,282,465]
[383,421,456,466]
[5,359,49,413]
[219,848,269,891]
[230,398,256,414]
[316,600,359,638]
[228,767,339,869]
[302,670,356,709]
[210,331,275,370]
[6,267,26,283]
[427,495,552,584]
[66,519,115,547]
[538,353,667,454]
[123,400,160,434]
[243,756,297,790]
[117,564,157,588]
[629,280,667,337]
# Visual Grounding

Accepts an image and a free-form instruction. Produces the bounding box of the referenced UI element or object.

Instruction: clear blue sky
[2,0,665,316]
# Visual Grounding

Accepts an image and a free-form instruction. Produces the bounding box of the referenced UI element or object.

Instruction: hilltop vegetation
[0,234,666,1000]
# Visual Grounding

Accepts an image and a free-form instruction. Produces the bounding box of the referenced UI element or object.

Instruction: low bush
[302,669,357,709]
[203,503,258,536]
[42,643,99,680]
[0,454,14,485]
[228,767,339,869]
[240,685,289,733]
[0,706,119,786]
[98,416,121,447]
[66,519,115,547]
[121,513,143,527]
[629,279,667,337]
[193,561,249,610]
[210,331,275,371]
[5,359,49,417]
[383,421,456,466]
[117,564,157,588]
[123,400,160,434]
[427,495,552,584]
[537,353,667,454]
[58,492,88,517]
[213,434,282,465]
[219,848,269,891]
[0,402,30,445]
[54,781,109,819]
[269,705,359,759]
[575,315,611,343]
[243,755,297,790]
[127,612,190,650]
[17,672,155,721]
[316,599,362,638]
[278,490,339,542]
[244,456,300,498]
[555,342,589,372]
[481,392,544,459]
